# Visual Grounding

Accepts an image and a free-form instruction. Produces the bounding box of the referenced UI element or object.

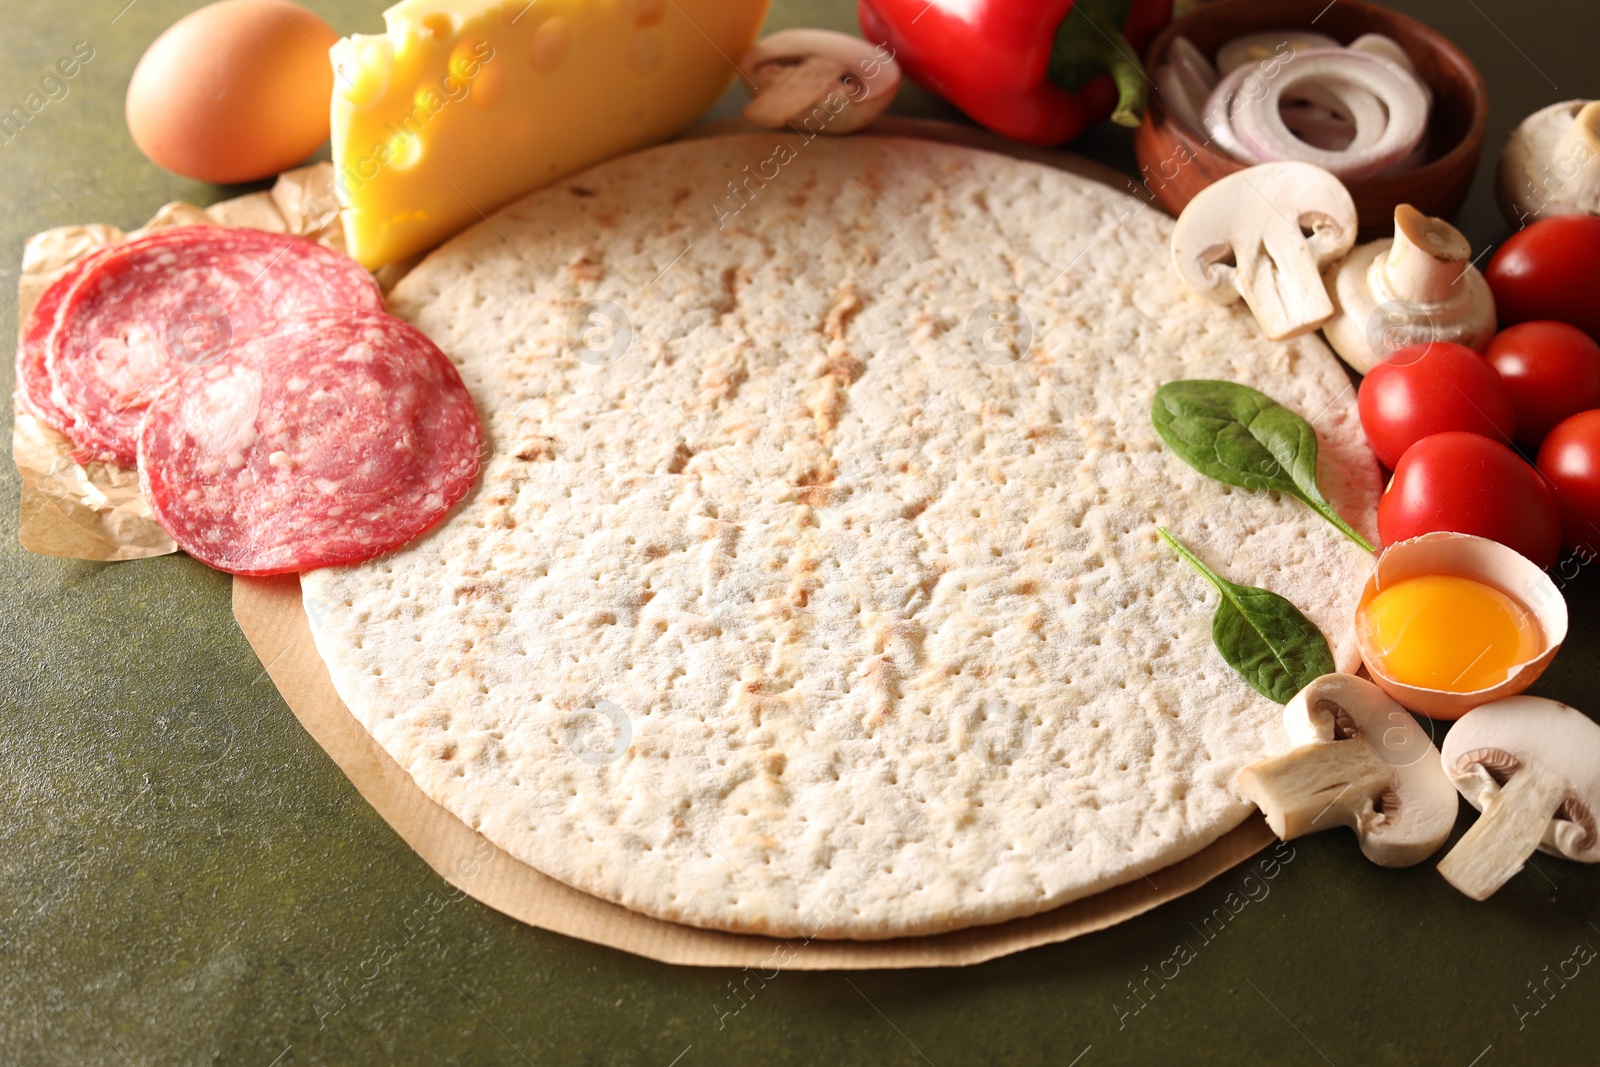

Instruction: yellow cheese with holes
[330,0,769,268]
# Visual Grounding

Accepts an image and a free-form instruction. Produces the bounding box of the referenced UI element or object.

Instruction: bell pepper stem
[1047,3,1149,130]
[1098,27,1147,128]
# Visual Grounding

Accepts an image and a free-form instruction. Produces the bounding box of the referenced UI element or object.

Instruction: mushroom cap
[1322,240,1394,374]
[1278,673,1458,864]
[1170,162,1357,340]
[1322,219,1496,374]
[1441,697,1600,863]
[1286,673,1453,782]
[1497,99,1600,225]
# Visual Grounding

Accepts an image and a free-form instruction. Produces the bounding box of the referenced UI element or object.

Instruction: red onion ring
[1227,49,1428,178]
[1202,61,1384,161]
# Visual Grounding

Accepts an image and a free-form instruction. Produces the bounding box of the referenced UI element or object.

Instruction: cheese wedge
[330,0,769,268]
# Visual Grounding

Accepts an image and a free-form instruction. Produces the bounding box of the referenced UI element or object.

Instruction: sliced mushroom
[1170,161,1358,341]
[1322,204,1497,373]
[1497,99,1600,225]
[738,30,900,135]
[1437,697,1600,900]
[1239,674,1458,867]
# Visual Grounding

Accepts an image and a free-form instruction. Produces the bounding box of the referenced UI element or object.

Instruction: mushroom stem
[1382,204,1472,305]
[1550,100,1600,204]
[1239,739,1393,840]
[1437,764,1569,901]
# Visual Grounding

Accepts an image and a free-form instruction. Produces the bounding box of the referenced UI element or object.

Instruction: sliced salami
[14,246,116,434]
[49,227,383,466]
[138,310,482,575]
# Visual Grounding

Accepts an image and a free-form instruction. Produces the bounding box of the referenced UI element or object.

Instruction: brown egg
[1355,531,1568,720]
[126,0,339,184]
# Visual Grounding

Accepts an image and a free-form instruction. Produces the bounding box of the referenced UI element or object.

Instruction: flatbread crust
[303,135,1380,939]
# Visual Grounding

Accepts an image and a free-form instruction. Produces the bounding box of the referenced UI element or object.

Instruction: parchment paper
[233,573,1275,969]
[12,164,346,561]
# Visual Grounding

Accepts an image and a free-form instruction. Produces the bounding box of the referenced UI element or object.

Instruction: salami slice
[14,245,116,433]
[138,310,482,575]
[49,227,383,466]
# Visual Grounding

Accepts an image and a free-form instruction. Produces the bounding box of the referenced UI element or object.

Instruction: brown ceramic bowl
[1134,0,1487,238]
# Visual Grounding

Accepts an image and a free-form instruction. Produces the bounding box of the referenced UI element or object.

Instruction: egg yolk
[1359,574,1541,692]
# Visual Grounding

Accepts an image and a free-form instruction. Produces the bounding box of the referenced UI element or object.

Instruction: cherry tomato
[1357,342,1516,470]
[1486,215,1600,341]
[1378,431,1561,568]
[1486,322,1600,448]
[1536,409,1600,553]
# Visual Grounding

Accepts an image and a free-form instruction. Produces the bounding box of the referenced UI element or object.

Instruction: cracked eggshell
[1356,531,1567,720]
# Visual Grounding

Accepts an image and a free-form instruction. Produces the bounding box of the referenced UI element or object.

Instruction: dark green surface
[4,1,1599,1064]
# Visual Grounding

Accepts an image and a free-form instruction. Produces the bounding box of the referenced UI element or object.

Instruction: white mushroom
[1239,674,1459,867]
[1321,204,1497,373]
[1171,161,1358,341]
[738,30,900,135]
[1497,99,1600,225]
[1437,697,1600,901]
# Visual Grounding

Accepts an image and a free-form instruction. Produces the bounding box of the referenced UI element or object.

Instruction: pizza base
[303,135,1379,939]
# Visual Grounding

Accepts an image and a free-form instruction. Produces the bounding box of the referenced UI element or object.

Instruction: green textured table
[5,1,1598,1064]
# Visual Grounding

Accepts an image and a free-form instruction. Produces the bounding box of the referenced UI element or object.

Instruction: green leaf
[1158,528,1336,705]
[1151,380,1376,553]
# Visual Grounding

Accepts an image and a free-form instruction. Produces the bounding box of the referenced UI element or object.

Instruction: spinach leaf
[1158,528,1336,705]
[1151,380,1375,553]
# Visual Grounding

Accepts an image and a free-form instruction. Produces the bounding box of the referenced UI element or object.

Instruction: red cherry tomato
[1486,215,1600,342]
[1536,409,1600,553]
[1486,322,1600,448]
[1378,431,1562,568]
[1357,342,1516,470]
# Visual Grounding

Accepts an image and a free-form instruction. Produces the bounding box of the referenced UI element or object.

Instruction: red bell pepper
[858,0,1173,146]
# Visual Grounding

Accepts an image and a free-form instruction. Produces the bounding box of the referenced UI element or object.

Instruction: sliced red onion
[1156,36,1219,136]
[1202,63,1276,163]
[1392,131,1432,172]
[1282,97,1358,151]
[1201,60,1381,162]
[1348,33,1413,71]
[1169,35,1218,90]
[1349,32,1433,107]
[1283,82,1386,153]
[1157,61,1210,135]
[1215,30,1339,74]
[1229,49,1429,178]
